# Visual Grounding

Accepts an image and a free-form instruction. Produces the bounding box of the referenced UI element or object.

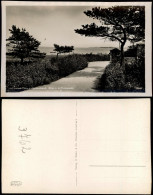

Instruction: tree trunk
[120,42,126,86]
[120,43,125,66]
[120,27,126,67]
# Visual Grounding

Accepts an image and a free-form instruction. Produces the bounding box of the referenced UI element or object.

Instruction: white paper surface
[2,99,151,193]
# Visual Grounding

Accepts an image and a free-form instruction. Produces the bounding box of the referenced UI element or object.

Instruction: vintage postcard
[2,99,151,193]
[1,1,152,97]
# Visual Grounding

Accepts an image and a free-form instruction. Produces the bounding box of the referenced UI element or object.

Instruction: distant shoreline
[39,46,115,55]
[6,45,116,55]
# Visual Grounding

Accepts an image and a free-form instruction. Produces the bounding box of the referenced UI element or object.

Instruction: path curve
[29,61,109,92]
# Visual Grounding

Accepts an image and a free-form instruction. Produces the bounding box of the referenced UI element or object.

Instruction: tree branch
[102,33,123,43]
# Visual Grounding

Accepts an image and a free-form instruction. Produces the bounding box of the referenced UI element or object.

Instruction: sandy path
[29,61,109,92]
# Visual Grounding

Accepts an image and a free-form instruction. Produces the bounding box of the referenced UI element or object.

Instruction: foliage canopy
[53,44,74,56]
[7,25,46,63]
[75,6,145,65]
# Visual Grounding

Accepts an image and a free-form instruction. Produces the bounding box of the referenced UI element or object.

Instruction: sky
[6,6,121,48]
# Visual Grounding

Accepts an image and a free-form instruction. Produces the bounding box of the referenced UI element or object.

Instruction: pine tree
[75,6,145,66]
[53,44,74,59]
[7,25,46,63]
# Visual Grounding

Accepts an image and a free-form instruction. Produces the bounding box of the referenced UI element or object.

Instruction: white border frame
[1,1,152,97]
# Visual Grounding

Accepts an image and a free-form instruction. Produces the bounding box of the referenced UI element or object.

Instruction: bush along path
[6,54,88,92]
[96,45,145,92]
[28,61,109,92]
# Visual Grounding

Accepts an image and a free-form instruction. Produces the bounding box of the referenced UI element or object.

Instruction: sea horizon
[6,45,119,55]
[39,46,117,55]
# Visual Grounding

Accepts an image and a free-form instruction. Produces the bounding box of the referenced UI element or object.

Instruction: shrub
[125,55,145,91]
[51,54,88,77]
[6,54,88,92]
[96,56,145,92]
[6,58,59,92]
[83,53,110,61]
[96,62,126,92]
[124,45,137,57]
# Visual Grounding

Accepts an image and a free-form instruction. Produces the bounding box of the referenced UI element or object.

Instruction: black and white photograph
[1,1,152,96]
[1,2,152,194]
